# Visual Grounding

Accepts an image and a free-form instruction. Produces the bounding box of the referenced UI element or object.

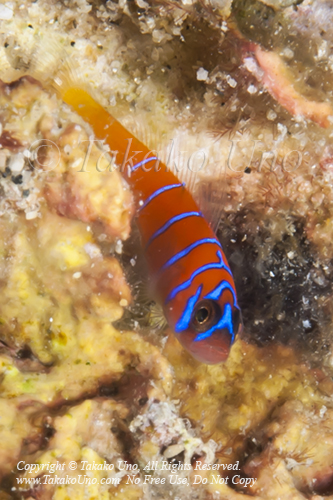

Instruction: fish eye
[192,299,220,332]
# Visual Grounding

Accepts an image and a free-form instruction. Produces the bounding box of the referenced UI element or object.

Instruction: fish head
[165,280,243,365]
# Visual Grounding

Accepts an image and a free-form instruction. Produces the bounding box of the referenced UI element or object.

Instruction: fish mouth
[176,328,234,365]
[191,316,244,364]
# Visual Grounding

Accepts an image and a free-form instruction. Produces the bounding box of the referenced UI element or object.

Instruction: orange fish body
[59,87,242,364]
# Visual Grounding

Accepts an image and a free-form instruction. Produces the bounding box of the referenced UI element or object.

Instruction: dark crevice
[218,204,333,361]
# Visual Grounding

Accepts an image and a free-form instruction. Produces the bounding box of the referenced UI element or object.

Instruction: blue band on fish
[139,183,185,211]
[161,237,221,272]
[132,156,158,172]
[165,250,232,304]
[146,211,203,248]
[175,285,203,332]
[194,303,234,343]
[205,279,238,307]
[174,283,235,342]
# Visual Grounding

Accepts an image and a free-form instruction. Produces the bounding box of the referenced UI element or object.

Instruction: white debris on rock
[25,210,39,220]
[197,67,209,81]
[267,109,277,121]
[0,4,13,20]
[226,75,237,88]
[247,84,257,94]
[130,400,218,465]
[84,242,102,259]
[115,239,123,254]
[9,153,25,173]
